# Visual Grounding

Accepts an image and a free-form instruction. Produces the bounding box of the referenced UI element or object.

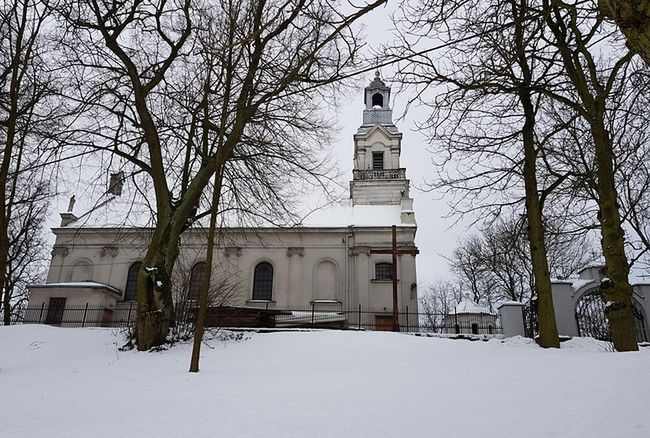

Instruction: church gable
[355,124,402,144]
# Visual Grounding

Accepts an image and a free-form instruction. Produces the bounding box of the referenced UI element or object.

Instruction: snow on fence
[17,302,504,335]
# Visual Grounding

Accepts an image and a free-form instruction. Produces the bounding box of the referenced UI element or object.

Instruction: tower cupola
[361,71,397,130]
[350,71,413,219]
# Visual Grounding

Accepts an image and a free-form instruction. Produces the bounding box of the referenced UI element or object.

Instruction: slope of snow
[1,325,649,438]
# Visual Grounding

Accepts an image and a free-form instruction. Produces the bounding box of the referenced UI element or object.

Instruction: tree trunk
[189,168,224,372]
[520,99,560,348]
[544,0,639,351]
[513,0,559,348]
[135,215,180,350]
[592,121,639,351]
[599,0,650,66]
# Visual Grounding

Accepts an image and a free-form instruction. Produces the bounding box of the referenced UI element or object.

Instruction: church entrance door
[375,315,394,331]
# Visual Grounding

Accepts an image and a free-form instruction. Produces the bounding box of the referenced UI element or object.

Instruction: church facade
[27,74,419,329]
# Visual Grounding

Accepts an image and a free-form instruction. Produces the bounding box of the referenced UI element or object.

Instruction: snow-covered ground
[1,326,649,438]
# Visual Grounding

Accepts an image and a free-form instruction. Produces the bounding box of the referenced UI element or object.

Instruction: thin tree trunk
[189,167,224,372]
[520,97,559,348]
[0,1,28,325]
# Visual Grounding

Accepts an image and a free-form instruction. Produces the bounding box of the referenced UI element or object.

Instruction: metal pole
[406,305,409,332]
[358,304,361,330]
[391,225,399,332]
[311,302,315,327]
[82,303,88,327]
[39,302,45,323]
[454,308,459,334]
[127,301,133,326]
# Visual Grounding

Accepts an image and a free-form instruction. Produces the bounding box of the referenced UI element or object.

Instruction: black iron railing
[17,302,503,335]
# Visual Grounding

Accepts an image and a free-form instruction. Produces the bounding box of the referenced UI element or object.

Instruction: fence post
[39,302,45,324]
[358,304,361,330]
[127,301,133,325]
[311,302,315,328]
[406,306,409,332]
[454,309,459,334]
[81,303,89,327]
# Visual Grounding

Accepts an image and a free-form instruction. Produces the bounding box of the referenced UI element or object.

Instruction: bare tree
[448,215,595,309]
[418,280,462,331]
[2,177,49,323]
[0,0,61,324]
[54,0,386,350]
[542,0,640,351]
[394,0,560,346]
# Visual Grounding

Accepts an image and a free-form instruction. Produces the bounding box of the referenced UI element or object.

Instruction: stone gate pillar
[498,301,526,338]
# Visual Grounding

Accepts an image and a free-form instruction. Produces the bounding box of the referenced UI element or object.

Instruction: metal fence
[21,302,137,328]
[18,302,503,335]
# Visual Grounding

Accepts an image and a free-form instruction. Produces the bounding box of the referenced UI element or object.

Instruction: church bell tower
[350,72,414,224]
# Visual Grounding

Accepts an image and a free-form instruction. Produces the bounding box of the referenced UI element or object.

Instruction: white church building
[27,73,420,330]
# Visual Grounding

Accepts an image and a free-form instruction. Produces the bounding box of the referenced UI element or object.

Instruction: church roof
[366,70,389,91]
[56,194,414,230]
[301,201,411,228]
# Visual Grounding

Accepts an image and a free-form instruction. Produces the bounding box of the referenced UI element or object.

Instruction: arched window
[124,262,142,301]
[189,262,206,300]
[252,262,273,301]
[375,262,392,281]
[68,259,93,282]
[372,92,383,107]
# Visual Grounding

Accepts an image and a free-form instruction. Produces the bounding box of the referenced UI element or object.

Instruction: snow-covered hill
[1,325,649,438]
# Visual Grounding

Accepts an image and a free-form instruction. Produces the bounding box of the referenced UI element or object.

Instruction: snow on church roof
[300,201,412,228]
[454,296,495,315]
[59,194,413,230]
[59,192,156,229]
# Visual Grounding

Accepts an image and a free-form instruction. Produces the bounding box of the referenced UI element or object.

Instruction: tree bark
[599,0,650,65]
[592,121,639,351]
[135,217,179,350]
[513,0,559,348]
[520,96,559,348]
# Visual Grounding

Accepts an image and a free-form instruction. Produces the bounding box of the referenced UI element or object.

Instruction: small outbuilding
[444,295,498,335]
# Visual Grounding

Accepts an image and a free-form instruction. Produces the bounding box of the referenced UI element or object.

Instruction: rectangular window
[375,262,393,281]
[372,152,384,170]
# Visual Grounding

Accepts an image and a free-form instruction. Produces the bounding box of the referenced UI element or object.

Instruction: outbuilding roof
[454,296,495,315]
